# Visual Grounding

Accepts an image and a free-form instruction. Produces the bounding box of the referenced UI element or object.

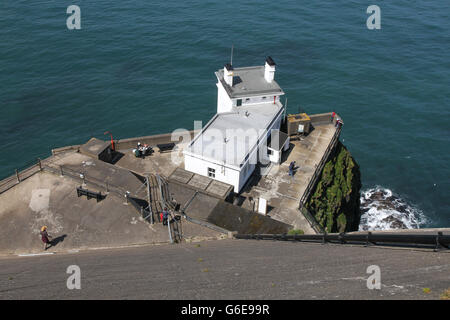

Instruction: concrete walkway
[0,169,224,256]
[0,239,448,299]
[241,123,337,234]
[0,121,340,256]
[115,146,185,178]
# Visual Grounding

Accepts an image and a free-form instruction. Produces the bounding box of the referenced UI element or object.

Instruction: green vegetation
[306,141,362,233]
[440,288,450,300]
[287,229,304,235]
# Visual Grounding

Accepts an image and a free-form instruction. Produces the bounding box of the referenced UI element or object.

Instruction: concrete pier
[0,151,224,256]
[240,118,339,233]
[0,112,341,255]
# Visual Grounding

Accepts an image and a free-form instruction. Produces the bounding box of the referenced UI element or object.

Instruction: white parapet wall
[184,154,241,192]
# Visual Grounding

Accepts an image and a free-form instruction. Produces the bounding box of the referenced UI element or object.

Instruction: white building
[184,57,289,193]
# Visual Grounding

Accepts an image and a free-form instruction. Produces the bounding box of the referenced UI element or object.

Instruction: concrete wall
[51,145,81,155]
[115,130,199,150]
[268,148,281,164]
[207,200,291,234]
[309,112,341,126]
[238,95,281,107]
[217,81,282,114]
[217,82,233,113]
[238,162,255,192]
[184,154,241,192]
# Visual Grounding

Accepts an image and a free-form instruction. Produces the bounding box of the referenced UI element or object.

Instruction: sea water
[0,1,448,229]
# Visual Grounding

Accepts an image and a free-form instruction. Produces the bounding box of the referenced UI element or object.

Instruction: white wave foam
[358,187,428,231]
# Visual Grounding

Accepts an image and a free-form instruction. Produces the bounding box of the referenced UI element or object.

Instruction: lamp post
[104,131,115,151]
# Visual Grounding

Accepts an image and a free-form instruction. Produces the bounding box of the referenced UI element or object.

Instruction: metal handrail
[0,161,43,194]
[300,207,325,234]
[297,123,342,233]
[299,125,341,208]
[235,231,450,251]
[43,164,127,197]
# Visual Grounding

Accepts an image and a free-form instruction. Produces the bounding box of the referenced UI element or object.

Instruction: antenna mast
[230,44,234,66]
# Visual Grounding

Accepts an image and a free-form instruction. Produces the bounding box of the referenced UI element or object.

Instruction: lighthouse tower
[215,57,283,114]
[184,57,287,193]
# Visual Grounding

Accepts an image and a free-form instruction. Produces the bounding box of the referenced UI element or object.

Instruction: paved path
[0,170,223,256]
[241,124,336,234]
[0,239,448,299]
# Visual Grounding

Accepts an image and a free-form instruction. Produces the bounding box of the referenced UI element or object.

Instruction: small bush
[287,229,304,235]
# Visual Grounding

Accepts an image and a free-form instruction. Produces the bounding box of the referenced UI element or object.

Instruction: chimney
[224,63,234,86]
[264,56,276,83]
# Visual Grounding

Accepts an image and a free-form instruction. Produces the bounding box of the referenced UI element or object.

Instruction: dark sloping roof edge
[266,56,276,66]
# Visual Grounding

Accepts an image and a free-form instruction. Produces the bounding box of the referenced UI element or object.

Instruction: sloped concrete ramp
[169,167,233,200]
[207,201,291,234]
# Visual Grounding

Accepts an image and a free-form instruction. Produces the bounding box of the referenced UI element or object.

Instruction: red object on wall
[274,96,276,104]
[104,131,115,151]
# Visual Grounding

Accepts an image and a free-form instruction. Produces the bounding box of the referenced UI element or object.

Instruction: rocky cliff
[306,141,362,233]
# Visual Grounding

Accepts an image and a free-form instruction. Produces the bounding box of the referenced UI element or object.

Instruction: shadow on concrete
[47,234,67,250]
[129,171,146,184]
[109,151,125,165]
[130,196,148,209]
[240,173,262,195]
[280,143,295,164]
[233,195,247,206]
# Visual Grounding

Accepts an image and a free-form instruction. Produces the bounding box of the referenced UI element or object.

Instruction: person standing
[162,207,169,226]
[40,226,52,251]
[335,117,340,127]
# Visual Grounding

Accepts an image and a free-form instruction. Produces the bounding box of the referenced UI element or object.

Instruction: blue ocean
[0,1,448,228]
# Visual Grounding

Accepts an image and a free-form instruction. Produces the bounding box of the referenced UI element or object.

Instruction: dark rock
[381,215,407,229]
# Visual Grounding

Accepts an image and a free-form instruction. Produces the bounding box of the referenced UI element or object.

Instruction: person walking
[289,161,296,177]
[40,226,52,251]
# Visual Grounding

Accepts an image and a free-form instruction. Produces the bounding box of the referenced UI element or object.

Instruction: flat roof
[215,66,284,99]
[186,102,284,168]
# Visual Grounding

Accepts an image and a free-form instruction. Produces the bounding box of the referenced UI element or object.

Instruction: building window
[208,167,215,178]
[236,99,242,106]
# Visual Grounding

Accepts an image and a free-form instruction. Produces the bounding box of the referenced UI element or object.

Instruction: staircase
[128,174,177,224]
